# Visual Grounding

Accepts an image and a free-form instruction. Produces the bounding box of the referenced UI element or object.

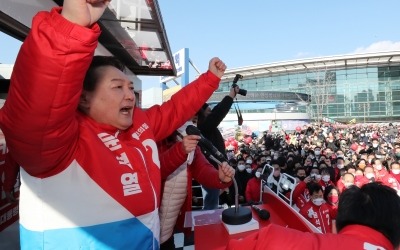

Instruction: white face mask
[246,168,252,173]
[314,150,321,156]
[372,144,379,148]
[375,165,382,171]
[366,173,375,179]
[392,169,400,175]
[312,198,324,206]
[344,182,354,188]
[246,160,253,164]
[255,172,261,178]
[238,164,245,171]
[337,164,344,169]
[322,175,330,182]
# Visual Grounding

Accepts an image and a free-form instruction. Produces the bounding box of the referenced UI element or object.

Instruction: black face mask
[297,176,306,181]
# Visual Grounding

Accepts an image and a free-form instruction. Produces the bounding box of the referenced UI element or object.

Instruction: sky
[2,0,400,89]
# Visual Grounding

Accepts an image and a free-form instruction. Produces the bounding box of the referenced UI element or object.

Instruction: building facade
[215,51,400,125]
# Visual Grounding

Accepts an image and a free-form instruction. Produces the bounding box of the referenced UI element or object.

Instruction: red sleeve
[292,181,306,200]
[144,71,221,142]
[337,178,345,193]
[3,153,20,192]
[0,8,100,177]
[245,178,260,202]
[381,174,400,191]
[190,147,231,189]
[158,141,187,180]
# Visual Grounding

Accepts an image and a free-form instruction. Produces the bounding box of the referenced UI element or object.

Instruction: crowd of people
[220,122,400,235]
[1,0,400,249]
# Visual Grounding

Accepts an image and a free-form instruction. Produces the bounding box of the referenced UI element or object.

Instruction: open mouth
[120,106,133,114]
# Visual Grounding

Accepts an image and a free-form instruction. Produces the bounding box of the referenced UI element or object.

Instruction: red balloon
[231,140,238,147]
[224,141,230,147]
[295,126,302,132]
[245,137,252,144]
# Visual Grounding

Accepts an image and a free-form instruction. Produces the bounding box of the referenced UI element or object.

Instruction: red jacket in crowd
[318,179,334,192]
[291,181,310,209]
[390,170,400,184]
[245,177,261,203]
[299,200,332,234]
[326,202,338,220]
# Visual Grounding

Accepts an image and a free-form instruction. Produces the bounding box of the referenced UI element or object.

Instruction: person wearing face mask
[303,157,313,171]
[299,183,332,233]
[373,159,389,180]
[245,157,256,170]
[245,161,253,174]
[335,157,345,178]
[363,166,377,184]
[337,173,355,193]
[266,161,284,194]
[230,158,252,204]
[313,146,322,161]
[353,168,366,187]
[245,167,263,204]
[324,185,340,222]
[390,162,400,184]
[326,138,338,152]
[318,168,334,191]
[227,183,400,250]
[310,168,322,183]
[294,167,307,182]
[371,138,382,155]
[372,159,400,194]
[291,168,320,210]
[324,157,338,183]
[336,151,345,160]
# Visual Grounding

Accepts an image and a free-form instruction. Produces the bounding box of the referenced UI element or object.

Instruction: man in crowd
[227,183,400,250]
[197,85,239,209]
[299,183,332,233]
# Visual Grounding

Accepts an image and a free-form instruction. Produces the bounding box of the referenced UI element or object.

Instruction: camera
[231,74,247,96]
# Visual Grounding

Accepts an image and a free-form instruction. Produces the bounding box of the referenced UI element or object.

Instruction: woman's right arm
[0,6,101,176]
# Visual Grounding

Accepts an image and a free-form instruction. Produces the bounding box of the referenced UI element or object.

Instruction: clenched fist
[208,57,227,79]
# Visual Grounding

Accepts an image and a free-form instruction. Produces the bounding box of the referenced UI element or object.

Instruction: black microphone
[186,125,252,226]
[186,125,226,163]
[251,205,270,220]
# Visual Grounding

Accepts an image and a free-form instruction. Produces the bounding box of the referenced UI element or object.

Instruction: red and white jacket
[0,7,221,250]
[291,181,310,209]
[299,200,332,234]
